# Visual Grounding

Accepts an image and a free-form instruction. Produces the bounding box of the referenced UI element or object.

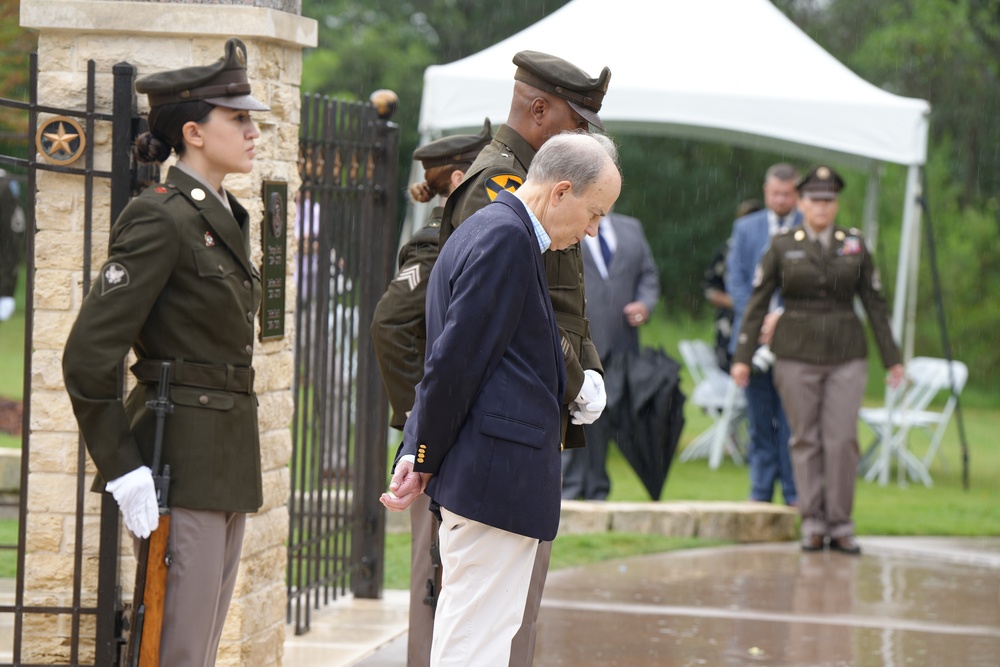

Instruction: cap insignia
[817,166,831,179]
[205,231,215,247]
[794,229,806,241]
[236,46,246,66]
[191,187,207,202]
[485,174,523,201]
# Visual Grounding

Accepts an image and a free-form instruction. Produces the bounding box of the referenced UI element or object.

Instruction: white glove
[0,297,14,321]
[570,369,606,425]
[106,466,159,539]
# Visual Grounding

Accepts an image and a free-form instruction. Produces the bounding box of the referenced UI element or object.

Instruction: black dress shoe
[800,534,825,552]
[829,536,862,555]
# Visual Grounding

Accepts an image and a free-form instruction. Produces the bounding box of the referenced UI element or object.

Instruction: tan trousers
[774,358,867,539]
[159,508,246,667]
[408,500,551,667]
[429,508,539,667]
[407,495,439,666]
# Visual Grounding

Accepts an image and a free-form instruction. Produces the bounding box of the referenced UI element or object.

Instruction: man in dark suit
[437,49,612,666]
[562,209,659,500]
[381,132,622,666]
[726,163,801,506]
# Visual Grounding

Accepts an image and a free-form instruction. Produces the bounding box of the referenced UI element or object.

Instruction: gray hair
[765,162,799,183]
[528,131,621,192]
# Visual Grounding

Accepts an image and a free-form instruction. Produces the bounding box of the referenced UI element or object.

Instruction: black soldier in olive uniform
[732,165,903,556]
[370,121,492,667]
[437,50,611,666]
[63,38,269,667]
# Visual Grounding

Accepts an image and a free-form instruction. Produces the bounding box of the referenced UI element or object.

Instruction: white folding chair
[860,356,968,486]
[678,340,747,468]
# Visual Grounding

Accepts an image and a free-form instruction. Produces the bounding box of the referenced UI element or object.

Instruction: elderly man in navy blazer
[381,131,622,666]
[726,163,801,506]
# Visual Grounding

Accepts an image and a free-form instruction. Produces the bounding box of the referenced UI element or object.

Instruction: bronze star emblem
[35,116,87,166]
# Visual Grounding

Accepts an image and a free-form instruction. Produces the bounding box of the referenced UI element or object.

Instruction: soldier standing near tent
[731,165,904,557]
[370,120,492,667]
[434,49,612,666]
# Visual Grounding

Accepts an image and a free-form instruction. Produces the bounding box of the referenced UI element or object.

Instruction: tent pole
[879,163,921,485]
[904,177,923,363]
[862,162,883,249]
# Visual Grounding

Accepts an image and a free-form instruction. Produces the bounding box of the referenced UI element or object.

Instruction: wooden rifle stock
[125,362,173,666]
[137,514,170,666]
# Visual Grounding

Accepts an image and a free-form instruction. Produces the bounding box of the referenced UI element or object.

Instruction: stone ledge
[386,500,798,543]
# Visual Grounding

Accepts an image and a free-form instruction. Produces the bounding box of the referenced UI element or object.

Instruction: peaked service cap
[135,37,269,112]
[412,118,493,169]
[512,50,611,131]
[797,165,845,199]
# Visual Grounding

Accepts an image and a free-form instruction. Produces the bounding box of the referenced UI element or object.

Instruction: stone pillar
[19,2,316,665]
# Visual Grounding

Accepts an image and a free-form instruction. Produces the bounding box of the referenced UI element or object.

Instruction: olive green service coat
[63,167,263,513]
[370,210,442,430]
[733,225,901,369]
[440,124,602,449]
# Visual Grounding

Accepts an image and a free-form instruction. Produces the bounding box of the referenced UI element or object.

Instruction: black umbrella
[604,347,686,500]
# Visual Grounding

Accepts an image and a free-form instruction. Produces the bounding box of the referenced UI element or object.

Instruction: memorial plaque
[260,181,287,341]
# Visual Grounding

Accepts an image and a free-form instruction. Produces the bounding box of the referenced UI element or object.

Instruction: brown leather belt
[131,359,255,394]
[554,311,589,339]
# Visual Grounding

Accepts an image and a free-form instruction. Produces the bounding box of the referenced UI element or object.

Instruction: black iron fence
[0,57,146,666]
[286,93,397,635]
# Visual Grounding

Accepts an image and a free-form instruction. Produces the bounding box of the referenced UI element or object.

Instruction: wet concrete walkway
[341,537,1000,667]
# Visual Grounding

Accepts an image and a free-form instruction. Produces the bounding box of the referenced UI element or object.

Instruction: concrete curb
[387,499,798,543]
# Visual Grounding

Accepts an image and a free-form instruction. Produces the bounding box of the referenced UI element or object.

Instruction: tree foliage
[0,1,35,162]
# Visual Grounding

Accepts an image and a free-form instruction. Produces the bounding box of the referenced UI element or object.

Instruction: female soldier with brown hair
[63,38,268,666]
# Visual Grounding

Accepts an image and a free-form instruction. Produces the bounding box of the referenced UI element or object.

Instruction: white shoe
[0,296,15,321]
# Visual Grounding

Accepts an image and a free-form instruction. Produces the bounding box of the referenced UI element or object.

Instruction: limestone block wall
[19,2,316,665]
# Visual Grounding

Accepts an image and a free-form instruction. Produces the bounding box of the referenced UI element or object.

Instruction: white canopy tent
[414,0,933,484]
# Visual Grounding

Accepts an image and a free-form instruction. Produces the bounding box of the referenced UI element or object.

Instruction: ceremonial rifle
[125,362,173,667]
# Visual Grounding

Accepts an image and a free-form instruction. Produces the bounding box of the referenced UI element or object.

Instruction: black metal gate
[0,56,147,666]
[286,93,398,635]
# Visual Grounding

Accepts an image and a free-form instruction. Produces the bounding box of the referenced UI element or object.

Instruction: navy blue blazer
[725,208,802,354]
[401,190,565,541]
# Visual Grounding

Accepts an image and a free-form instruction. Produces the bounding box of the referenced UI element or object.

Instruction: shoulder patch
[393,264,422,291]
[484,174,523,201]
[100,262,130,295]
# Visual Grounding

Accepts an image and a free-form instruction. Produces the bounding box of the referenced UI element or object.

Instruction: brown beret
[135,38,269,111]
[413,118,493,169]
[512,50,611,131]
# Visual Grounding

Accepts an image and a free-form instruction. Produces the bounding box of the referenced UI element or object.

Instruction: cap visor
[567,100,605,132]
[802,191,837,200]
[204,94,270,112]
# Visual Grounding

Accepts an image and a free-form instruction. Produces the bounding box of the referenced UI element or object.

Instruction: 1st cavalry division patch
[485,174,524,201]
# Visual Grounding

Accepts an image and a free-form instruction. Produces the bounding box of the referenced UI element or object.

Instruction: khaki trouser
[134,508,245,667]
[430,508,539,667]
[773,358,867,539]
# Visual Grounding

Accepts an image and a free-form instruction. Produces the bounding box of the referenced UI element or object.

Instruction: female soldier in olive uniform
[370,121,491,667]
[731,166,904,556]
[63,38,268,666]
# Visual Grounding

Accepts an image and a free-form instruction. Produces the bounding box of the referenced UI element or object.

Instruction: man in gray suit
[561,209,660,500]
